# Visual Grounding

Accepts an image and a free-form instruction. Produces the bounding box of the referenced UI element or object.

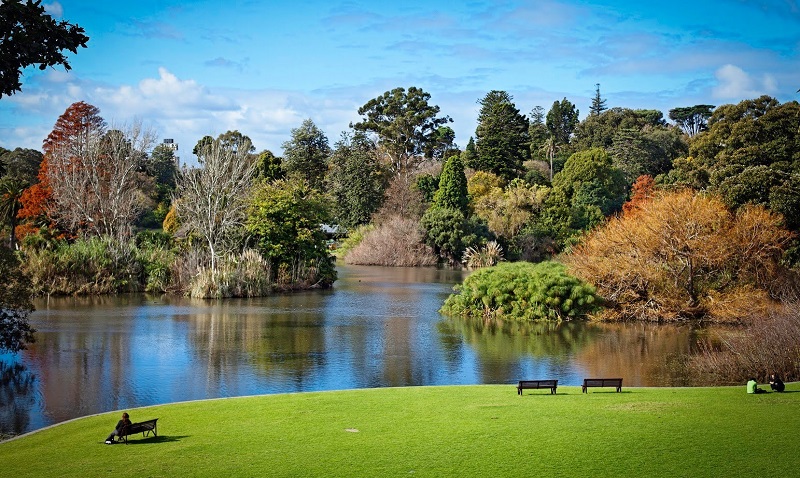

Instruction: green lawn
[2,384,798,477]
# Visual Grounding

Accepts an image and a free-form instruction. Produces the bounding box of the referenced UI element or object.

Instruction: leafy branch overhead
[0,0,89,97]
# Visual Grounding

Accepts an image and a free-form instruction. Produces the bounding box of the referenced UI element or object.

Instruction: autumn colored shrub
[440,261,600,322]
[565,189,795,322]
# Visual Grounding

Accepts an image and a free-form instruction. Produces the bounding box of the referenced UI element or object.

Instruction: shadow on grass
[111,435,189,445]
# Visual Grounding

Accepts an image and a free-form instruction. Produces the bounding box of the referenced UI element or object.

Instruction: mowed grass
[2,384,798,477]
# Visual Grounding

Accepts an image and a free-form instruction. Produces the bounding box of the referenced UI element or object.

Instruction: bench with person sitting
[118,418,159,444]
[517,379,558,395]
[582,378,623,393]
[105,412,158,444]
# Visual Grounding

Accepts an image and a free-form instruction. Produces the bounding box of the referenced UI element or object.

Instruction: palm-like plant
[0,177,26,249]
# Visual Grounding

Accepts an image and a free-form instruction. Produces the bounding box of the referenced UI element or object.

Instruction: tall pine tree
[474,90,530,181]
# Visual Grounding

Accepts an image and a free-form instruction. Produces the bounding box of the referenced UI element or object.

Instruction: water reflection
[0,360,36,435]
[2,264,709,435]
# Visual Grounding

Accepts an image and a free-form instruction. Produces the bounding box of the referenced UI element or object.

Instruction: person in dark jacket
[769,373,785,392]
[105,412,132,444]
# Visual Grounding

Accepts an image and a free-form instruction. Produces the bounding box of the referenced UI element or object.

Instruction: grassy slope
[2,384,798,477]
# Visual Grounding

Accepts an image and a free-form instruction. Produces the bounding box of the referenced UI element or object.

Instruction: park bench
[517,379,558,395]
[582,378,622,393]
[118,418,158,444]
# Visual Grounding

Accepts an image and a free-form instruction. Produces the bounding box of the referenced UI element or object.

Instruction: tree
[566,189,794,322]
[432,154,468,213]
[0,0,89,97]
[677,96,800,230]
[546,98,579,146]
[420,206,489,263]
[42,102,155,240]
[0,147,42,185]
[461,137,478,168]
[589,83,607,116]
[147,144,177,197]
[0,177,27,248]
[0,147,42,248]
[245,177,335,286]
[668,105,715,136]
[282,119,331,190]
[425,125,458,160]
[326,131,387,230]
[528,106,548,161]
[254,150,284,181]
[573,107,667,151]
[473,90,530,181]
[0,246,35,352]
[175,133,257,272]
[352,86,452,178]
[472,178,548,242]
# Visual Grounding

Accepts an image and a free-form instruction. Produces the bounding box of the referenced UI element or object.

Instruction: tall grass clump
[20,236,141,295]
[188,249,272,298]
[134,230,176,293]
[441,261,601,321]
[345,215,437,267]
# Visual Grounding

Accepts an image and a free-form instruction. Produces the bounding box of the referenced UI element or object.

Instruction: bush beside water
[440,261,600,321]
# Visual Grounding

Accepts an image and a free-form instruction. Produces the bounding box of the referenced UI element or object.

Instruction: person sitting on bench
[105,412,132,444]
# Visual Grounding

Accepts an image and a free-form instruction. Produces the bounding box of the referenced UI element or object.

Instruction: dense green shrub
[440,261,601,321]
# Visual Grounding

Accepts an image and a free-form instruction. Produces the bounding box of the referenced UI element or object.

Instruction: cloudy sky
[1,0,798,164]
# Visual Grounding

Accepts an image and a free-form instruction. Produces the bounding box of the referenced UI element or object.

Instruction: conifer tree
[590,83,607,116]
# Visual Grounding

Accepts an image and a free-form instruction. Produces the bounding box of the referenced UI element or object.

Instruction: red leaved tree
[22,101,155,241]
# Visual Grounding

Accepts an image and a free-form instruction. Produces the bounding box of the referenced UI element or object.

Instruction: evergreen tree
[546,98,579,146]
[433,154,468,213]
[326,131,388,229]
[282,119,331,190]
[474,90,530,181]
[590,83,607,116]
[461,137,478,169]
[528,106,548,161]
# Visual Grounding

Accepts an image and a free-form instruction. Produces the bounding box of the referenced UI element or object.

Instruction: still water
[1,264,704,435]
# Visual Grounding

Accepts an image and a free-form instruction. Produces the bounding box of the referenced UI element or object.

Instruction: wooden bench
[517,379,558,395]
[118,418,158,444]
[582,378,622,393]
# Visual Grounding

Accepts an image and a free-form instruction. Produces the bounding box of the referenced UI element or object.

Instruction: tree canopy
[472,90,530,181]
[352,86,452,178]
[0,0,89,97]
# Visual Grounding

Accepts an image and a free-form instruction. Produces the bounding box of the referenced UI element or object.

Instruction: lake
[0,264,705,435]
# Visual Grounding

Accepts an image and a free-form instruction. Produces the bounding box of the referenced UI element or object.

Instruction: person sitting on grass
[747,378,766,394]
[105,412,132,444]
[769,373,785,392]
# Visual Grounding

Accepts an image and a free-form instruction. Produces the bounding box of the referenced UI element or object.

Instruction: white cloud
[43,2,63,18]
[712,64,778,99]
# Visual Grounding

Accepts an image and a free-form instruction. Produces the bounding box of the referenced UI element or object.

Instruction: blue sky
[1,0,798,164]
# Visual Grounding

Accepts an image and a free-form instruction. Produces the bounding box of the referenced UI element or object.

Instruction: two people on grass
[747,374,786,394]
[105,412,131,444]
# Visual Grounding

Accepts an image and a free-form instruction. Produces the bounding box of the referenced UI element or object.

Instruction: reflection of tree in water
[186,297,327,391]
[439,317,600,360]
[0,360,36,437]
[574,322,708,386]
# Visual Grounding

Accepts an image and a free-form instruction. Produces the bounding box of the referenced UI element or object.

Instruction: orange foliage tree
[19,101,155,241]
[16,156,55,241]
[564,189,795,322]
